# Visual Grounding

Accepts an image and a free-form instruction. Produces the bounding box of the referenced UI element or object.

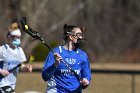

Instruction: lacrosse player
[0,22,32,93]
[42,24,91,93]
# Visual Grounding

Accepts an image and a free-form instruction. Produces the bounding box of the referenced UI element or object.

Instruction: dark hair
[63,24,87,41]
[7,32,11,38]
[63,24,78,41]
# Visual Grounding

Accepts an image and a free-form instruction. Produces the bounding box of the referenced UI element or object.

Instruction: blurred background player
[0,22,32,93]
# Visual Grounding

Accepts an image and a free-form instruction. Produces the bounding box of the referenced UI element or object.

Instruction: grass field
[15,63,140,93]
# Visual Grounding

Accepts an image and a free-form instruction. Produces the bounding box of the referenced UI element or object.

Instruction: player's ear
[69,34,73,40]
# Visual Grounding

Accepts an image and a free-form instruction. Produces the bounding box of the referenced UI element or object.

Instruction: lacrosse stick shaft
[9,64,21,73]
[0,64,21,78]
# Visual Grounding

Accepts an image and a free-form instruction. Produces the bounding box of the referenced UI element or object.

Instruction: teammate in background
[42,24,91,93]
[0,22,32,93]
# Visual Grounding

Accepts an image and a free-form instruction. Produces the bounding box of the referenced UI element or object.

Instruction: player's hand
[21,65,32,72]
[0,69,10,77]
[80,78,89,86]
[54,53,62,67]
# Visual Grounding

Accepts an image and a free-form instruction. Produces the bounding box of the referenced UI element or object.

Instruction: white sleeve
[19,47,27,62]
[0,46,4,61]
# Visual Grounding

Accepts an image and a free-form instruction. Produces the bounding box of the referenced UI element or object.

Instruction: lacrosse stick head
[20,17,41,40]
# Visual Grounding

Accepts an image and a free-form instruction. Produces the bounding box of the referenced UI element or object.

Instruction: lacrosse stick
[0,55,35,78]
[9,55,35,73]
[20,17,87,89]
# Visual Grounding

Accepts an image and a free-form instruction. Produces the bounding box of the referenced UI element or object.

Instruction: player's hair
[63,24,87,41]
[7,22,19,38]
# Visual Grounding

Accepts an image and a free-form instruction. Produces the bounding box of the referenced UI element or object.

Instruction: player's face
[71,28,83,43]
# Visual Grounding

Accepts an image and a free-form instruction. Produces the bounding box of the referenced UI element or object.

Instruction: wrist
[20,64,25,69]
[54,62,59,67]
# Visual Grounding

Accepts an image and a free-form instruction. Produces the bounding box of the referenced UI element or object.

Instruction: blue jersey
[42,46,91,93]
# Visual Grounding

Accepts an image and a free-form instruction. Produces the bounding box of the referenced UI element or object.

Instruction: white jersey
[0,44,26,89]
